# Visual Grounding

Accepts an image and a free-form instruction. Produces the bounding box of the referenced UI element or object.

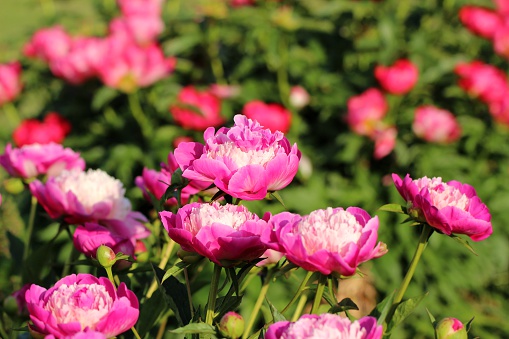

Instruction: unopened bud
[96,245,117,268]
[435,318,468,339]
[219,312,245,339]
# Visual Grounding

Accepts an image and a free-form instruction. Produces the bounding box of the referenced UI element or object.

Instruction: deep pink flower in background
[13,112,71,147]
[173,136,194,148]
[174,114,300,200]
[493,24,509,59]
[289,85,310,109]
[392,174,492,241]
[169,86,225,131]
[372,124,397,159]
[0,143,85,179]
[0,61,23,106]
[10,284,31,316]
[374,59,419,95]
[109,16,164,46]
[118,0,164,17]
[23,26,72,63]
[459,6,503,39]
[29,168,132,223]
[413,106,461,143]
[25,273,139,338]
[266,314,382,339]
[230,0,255,7]
[488,94,509,125]
[266,207,387,276]
[346,88,388,136]
[209,83,241,99]
[454,61,509,104]
[242,100,292,134]
[160,202,271,266]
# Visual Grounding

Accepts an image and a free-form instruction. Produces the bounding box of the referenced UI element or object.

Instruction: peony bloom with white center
[0,143,85,179]
[159,202,272,266]
[25,274,138,338]
[266,207,387,276]
[174,114,301,200]
[392,174,492,241]
[265,314,382,339]
[29,168,131,224]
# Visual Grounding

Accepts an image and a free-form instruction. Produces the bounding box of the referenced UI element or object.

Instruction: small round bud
[219,312,245,339]
[435,317,468,339]
[96,245,117,268]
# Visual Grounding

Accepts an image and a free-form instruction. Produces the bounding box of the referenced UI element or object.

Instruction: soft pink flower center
[206,141,279,168]
[297,208,362,256]
[282,315,367,339]
[413,177,469,210]
[186,203,256,235]
[44,283,113,330]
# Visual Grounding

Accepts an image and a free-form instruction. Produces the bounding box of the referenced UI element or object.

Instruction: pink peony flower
[289,85,310,109]
[0,61,23,106]
[230,0,255,7]
[266,207,387,276]
[160,202,271,266]
[346,88,388,137]
[266,314,382,339]
[169,86,225,131]
[374,59,419,95]
[459,6,503,39]
[45,329,107,339]
[392,174,493,241]
[256,248,284,267]
[413,106,461,143]
[0,143,85,179]
[209,84,241,99]
[454,61,509,104]
[493,24,509,59]
[13,112,71,147]
[23,26,73,63]
[29,168,132,224]
[242,100,292,134]
[174,114,301,200]
[25,273,139,338]
[118,0,164,17]
[372,124,397,159]
[109,16,164,46]
[488,94,509,125]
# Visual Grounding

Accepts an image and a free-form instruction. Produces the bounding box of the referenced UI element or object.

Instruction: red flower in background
[346,88,388,136]
[459,6,503,39]
[13,112,71,147]
[374,59,419,95]
[454,61,509,104]
[242,100,292,134]
[413,106,461,144]
[0,61,23,106]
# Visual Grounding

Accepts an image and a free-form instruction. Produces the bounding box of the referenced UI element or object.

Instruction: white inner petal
[413,176,469,211]
[186,203,255,235]
[282,315,368,339]
[206,141,279,168]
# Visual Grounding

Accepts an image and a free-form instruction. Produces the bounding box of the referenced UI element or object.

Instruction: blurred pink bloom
[230,0,255,7]
[10,284,31,316]
[25,274,139,338]
[170,86,225,131]
[242,100,292,134]
[173,136,194,148]
[109,16,164,46]
[374,59,419,95]
[289,85,310,109]
[174,114,301,200]
[0,143,85,179]
[29,168,132,224]
[459,6,503,39]
[496,0,509,15]
[413,106,461,143]
[160,202,271,266]
[266,207,387,276]
[372,125,397,159]
[454,61,509,104]
[118,0,164,17]
[346,88,388,136]
[23,26,72,63]
[488,94,509,125]
[392,174,493,241]
[13,112,71,147]
[256,248,284,267]
[266,314,382,339]
[493,24,509,59]
[0,61,22,106]
[209,84,241,99]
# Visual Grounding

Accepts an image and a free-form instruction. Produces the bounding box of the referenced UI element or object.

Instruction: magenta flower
[174,114,301,200]
[372,124,397,160]
[459,6,503,40]
[346,88,388,137]
[266,314,382,339]
[267,207,387,276]
[242,100,292,134]
[45,329,107,339]
[413,106,461,144]
[374,59,419,95]
[454,61,509,104]
[0,61,22,106]
[109,16,164,46]
[392,174,492,241]
[25,274,138,338]
[160,202,271,266]
[0,143,85,179]
[23,26,72,63]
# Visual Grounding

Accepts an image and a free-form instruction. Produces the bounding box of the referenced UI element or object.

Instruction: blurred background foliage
[1,0,508,338]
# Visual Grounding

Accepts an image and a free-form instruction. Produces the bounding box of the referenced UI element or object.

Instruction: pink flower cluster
[0,61,22,106]
[13,112,71,147]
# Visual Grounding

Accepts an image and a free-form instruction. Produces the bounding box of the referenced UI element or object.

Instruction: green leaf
[269,191,286,209]
[387,293,428,333]
[449,234,478,256]
[378,204,407,214]
[329,298,359,314]
[266,298,286,322]
[466,317,475,332]
[170,322,218,337]
[91,86,119,110]
[136,289,167,338]
[425,308,436,325]
[215,295,243,320]
[370,290,395,325]
[161,260,190,283]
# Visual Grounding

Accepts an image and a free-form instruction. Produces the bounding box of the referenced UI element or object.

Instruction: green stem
[277,35,290,107]
[131,326,142,339]
[291,294,308,321]
[311,274,326,314]
[184,267,194,318]
[23,196,38,261]
[207,20,226,84]
[105,266,116,288]
[243,269,274,339]
[281,270,313,314]
[206,264,222,325]
[155,316,168,339]
[147,237,176,298]
[128,92,152,140]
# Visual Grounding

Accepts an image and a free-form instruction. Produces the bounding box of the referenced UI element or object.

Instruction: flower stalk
[243,268,275,338]
[311,274,327,314]
[206,264,222,326]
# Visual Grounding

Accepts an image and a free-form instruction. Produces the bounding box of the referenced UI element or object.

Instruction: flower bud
[219,311,245,339]
[435,318,468,339]
[96,245,117,268]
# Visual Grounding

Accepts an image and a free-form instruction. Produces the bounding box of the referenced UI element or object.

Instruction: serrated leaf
[266,298,286,322]
[329,298,359,314]
[370,290,395,325]
[387,293,428,333]
[378,204,407,214]
[449,234,478,256]
[170,322,217,336]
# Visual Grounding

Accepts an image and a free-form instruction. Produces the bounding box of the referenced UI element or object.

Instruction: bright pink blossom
[289,86,310,109]
[346,88,388,136]
[488,94,509,125]
[174,114,301,200]
[25,274,138,338]
[493,24,509,59]
[413,106,461,143]
[266,314,382,339]
[266,207,387,276]
[160,202,271,266]
[45,329,107,339]
[372,125,397,159]
[242,100,292,134]
[454,61,509,104]
[24,26,72,63]
[392,174,492,241]
[0,61,22,106]
[169,86,225,131]
[0,143,85,179]
[109,16,164,46]
[13,112,71,147]
[459,6,503,39]
[118,0,164,17]
[374,59,419,95]
[230,0,255,7]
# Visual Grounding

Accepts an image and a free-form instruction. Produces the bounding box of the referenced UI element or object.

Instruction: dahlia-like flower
[160,202,271,266]
[25,274,139,338]
[267,207,387,276]
[0,61,22,106]
[374,59,419,95]
[454,61,509,104]
[13,112,71,147]
[29,168,131,224]
[266,314,382,339]
[392,174,492,241]
[242,100,292,134]
[174,114,300,200]
[0,143,85,179]
[413,106,461,144]
[346,88,388,137]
